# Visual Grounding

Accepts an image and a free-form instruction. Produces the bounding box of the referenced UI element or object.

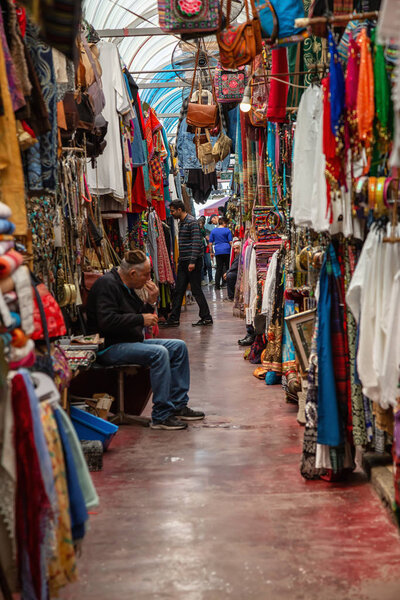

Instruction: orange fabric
[0,41,26,234]
[356,29,374,169]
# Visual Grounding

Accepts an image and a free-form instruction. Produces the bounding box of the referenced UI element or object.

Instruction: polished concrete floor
[62,287,400,600]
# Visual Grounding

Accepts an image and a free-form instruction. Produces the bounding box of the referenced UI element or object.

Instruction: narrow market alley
[62,291,400,600]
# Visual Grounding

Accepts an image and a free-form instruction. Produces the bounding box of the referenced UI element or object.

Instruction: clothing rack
[295,10,379,28]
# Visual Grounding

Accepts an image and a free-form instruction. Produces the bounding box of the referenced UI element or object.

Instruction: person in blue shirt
[209,217,233,290]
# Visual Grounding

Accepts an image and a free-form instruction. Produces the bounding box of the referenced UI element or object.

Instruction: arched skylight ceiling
[83,0,244,134]
[83,0,187,133]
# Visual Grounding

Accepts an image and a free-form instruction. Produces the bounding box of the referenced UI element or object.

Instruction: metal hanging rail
[295,10,379,28]
[97,27,165,37]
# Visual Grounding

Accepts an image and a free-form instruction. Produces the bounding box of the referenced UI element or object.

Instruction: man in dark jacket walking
[87,249,205,430]
[160,200,213,328]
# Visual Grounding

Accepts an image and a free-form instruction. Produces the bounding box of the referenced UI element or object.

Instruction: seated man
[223,240,241,302]
[86,249,205,430]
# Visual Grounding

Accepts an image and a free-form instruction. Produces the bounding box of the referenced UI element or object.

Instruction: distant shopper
[198,216,213,285]
[206,214,218,233]
[223,241,241,301]
[160,200,213,328]
[209,217,233,290]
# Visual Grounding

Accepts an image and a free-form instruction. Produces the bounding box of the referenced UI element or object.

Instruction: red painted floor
[62,287,400,600]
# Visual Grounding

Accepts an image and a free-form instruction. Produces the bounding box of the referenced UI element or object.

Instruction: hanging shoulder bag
[212,130,232,161]
[79,33,106,116]
[158,0,221,37]
[195,128,216,174]
[255,0,306,46]
[214,62,248,103]
[217,0,264,69]
[186,48,219,129]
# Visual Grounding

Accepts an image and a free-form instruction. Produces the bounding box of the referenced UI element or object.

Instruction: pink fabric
[154,212,174,285]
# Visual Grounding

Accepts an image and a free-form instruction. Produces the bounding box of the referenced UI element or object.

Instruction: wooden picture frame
[284,309,316,374]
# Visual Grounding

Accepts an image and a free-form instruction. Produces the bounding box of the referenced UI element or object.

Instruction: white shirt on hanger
[86,40,132,200]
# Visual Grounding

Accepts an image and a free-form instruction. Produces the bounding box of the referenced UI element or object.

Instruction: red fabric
[21,120,36,138]
[13,1,26,36]
[267,48,289,123]
[322,76,344,222]
[131,167,148,213]
[12,374,51,600]
[32,284,67,340]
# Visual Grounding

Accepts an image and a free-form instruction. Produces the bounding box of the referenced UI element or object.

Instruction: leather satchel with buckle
[217,0,268,69]
[186,46,219,130]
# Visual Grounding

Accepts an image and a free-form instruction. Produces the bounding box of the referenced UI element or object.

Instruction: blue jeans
[203,252,213,282]
[99,339,190,423]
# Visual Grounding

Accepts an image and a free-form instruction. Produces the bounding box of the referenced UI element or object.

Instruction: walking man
[160,200,213,328]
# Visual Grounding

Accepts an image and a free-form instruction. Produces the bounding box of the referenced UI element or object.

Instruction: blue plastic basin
[70,406,119,450]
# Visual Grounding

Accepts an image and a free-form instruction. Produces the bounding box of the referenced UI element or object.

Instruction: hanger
[31,372,60,405]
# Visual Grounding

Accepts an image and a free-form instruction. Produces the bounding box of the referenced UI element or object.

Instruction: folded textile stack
[0,201,35,369]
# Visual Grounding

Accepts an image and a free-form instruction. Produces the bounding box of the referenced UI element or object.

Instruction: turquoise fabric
[316,252,343,447]
[56,407,99,510]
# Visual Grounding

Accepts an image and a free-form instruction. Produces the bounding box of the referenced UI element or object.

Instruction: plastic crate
[70,406,118,450]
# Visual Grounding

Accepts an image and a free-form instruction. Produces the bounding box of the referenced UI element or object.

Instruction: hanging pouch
[158,0,221,38]
[217,0,264,68]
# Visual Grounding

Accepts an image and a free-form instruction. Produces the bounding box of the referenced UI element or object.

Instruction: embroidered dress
[262,251,285,374]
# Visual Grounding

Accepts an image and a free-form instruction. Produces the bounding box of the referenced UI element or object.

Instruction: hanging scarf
[12,373,51,600]
[345,34,361,159]
[328,31,345,138]
[372,27,392,151]
[143,107,162,161]
[240,111,249,216]
[323,74,347,222]
[316,248,344,447]
[267,48,289,123]
[154,211,174,285]
[356,28,374,165]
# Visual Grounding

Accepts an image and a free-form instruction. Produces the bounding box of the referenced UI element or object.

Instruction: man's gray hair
[119,249,147,273]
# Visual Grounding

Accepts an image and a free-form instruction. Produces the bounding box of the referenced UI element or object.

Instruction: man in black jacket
[160,200,213,328]
[87,249,205,430]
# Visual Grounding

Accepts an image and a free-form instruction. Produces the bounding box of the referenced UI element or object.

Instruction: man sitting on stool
[86,249,205,430]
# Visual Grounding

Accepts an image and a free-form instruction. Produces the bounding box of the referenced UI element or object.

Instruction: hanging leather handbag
[81,270,103,307]
[158,0,221,37]
[214,62,248,103]
[75,89,95,130]
[217,0,264,69]
[255,0,306,46]
[186,48,219,129]
[79,34,106,116]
